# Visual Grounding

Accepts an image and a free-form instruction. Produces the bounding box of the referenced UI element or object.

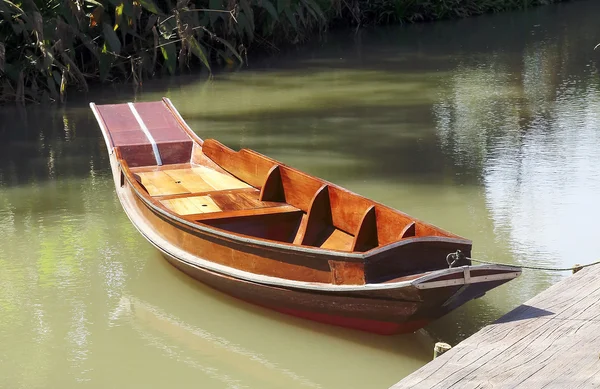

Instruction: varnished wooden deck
[130,163,298,219]
[391,264,600,389]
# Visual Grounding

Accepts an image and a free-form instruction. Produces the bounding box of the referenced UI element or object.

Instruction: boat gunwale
[120,180,520,292]
[118,154,473,261]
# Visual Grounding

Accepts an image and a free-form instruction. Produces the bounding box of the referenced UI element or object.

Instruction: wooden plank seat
[160,191,298,218]
[130,163,252,197]
[130,163,302,230]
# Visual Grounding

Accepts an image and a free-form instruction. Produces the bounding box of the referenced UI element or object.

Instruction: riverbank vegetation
[0,0,566,103]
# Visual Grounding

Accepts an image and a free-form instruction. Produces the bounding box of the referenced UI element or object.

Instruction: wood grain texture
[352,206,378,252]
[400,222,416,239]
[130,163,192,173]
[210,191,282,212]
[295,184,333,247]
[259,165,285,202]
[201,139,275,188]
[187,205,300,222]
[279,166,324,212]
[162,168,214,193]
[391,264,600,389]
[136,171,190,196]
[320,228,354,251]
[126,184,332,283]
[154,188,257,201]
[191,166,252,191]
[201,211,303,243]
[329,261,365,285]
[161,196,221,215]
[133,164,251,196]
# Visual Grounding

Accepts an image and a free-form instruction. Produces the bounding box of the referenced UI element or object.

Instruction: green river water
[1,1,600,388]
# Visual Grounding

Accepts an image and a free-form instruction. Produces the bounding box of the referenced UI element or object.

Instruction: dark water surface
[1,1,600,387]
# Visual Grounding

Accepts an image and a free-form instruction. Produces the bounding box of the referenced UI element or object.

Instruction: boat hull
[111,159,519,334]
[158,246,512,335]
[161,251,427,335]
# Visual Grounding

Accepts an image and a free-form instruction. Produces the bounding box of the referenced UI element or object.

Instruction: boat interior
[94,100,460,254]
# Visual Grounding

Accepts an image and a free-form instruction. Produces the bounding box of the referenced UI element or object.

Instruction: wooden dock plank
[391,264,600,389]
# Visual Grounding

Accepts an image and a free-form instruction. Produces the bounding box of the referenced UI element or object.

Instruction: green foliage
[0,0,327,103]
[338,0,565,26]
[0,0,567,103]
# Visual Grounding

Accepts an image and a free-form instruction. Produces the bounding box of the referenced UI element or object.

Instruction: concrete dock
[391,264,600,388]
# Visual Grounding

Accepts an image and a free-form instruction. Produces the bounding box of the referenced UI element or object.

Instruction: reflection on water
[2,0,600,387]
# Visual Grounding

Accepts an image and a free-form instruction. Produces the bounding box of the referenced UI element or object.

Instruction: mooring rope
[446,250,600,272]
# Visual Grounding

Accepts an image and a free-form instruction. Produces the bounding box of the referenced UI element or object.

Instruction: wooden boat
[90,98,521,335]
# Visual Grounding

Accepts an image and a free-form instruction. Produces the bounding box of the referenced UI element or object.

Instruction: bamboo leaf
[102,22,121,53]
[77,31,100,59]
[98,50,112,80]
[145,13,158,33]
[300,0,325,20]
[188,35,210,71]
[139,0,160,14]
[159,37,176,74]
[283,7,296,29]
[237,12,254,41]
[33,11,43,41]
[2,0,24,16]
[239,0,254,30]
[84,0,105,8]
[277,0,287,14]
[260,0,279,19]
[213,36,242,64]
[122,0,134,17]
[114,2,123,30]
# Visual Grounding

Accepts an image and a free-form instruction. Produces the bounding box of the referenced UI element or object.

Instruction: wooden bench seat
[130,162,302,232]
[130,163,252,197]
[159,191,294,217]
[185,205,301,222]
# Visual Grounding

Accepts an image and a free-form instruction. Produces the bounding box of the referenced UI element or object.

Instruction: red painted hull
[269,305,430,335]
